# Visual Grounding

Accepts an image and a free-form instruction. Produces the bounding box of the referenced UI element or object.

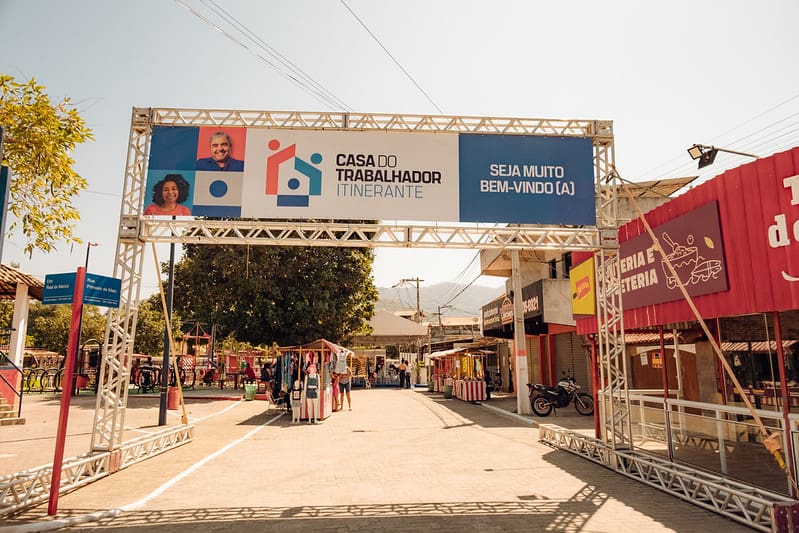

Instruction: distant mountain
[376,282,505,318]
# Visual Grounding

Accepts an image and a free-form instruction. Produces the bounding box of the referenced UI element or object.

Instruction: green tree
[0,75,93,254]
[172,245,377,346]
[26,302,107,355]
[133,293,183,356]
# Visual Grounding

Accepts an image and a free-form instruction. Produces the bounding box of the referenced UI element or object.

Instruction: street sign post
[43,268,121,515]
[43,272,121,308]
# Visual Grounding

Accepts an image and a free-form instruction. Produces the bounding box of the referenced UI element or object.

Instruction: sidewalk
[0,384,247,476]
[1,387,751,532]
[477,390,597,435]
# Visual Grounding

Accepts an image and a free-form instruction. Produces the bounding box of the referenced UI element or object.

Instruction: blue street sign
[42,273,76,305]
[42,272,121,308]
[83,273,121,308]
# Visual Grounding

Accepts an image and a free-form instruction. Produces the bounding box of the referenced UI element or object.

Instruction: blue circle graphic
[288,178,301,190]
[209,180,228,198]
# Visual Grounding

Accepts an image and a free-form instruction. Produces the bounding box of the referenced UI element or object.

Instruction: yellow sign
[570,257,596,316]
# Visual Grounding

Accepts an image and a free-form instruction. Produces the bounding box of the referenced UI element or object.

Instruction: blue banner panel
[458,135,595,225]
[149,126,199,170]
[43,273,76,305]
[83,273,122,308]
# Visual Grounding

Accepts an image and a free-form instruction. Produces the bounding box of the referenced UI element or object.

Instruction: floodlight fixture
[687,144,758,169]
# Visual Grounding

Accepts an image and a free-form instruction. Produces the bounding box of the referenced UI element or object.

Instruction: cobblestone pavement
[1,387,753,532]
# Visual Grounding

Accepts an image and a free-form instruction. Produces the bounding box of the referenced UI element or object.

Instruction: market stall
[277,339,352,421]
[452,351,487,402]
[429,348,487,402]
[430,349,457,393]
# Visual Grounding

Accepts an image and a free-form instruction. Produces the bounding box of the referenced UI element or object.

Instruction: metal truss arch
[94,108,625,467]
[138,219,600,251]
[540,425,796,532]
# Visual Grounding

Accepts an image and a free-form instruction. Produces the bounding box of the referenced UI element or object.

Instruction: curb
[478,402,537,426]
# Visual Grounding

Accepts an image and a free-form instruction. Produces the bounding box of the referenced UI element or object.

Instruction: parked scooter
[527,373,594,417]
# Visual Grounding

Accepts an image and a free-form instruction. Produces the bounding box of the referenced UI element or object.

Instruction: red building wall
[578,146,799,333]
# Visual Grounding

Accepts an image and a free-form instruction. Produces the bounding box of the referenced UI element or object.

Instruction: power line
[200,0,351,112]
[174,0,350,111]
[639,93,799,183]
[339,0,444,114]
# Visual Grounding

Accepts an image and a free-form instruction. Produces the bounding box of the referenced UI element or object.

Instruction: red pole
[48,267,85,516]
[713,318,728,405]
[659,326,670,401]
[658,325,674,461]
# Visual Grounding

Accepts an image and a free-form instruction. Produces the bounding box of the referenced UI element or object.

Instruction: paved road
[2,388,752,532]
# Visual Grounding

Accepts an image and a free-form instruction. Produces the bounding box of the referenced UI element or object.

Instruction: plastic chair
[264,388,287,413]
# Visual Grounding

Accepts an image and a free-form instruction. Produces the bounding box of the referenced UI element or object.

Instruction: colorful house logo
[266,139,323,207]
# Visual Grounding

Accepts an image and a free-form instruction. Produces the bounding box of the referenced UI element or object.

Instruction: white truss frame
[0,425,192,517]
[90,108,619,455]
[539,424,795,531]
[0,109,622,517]
[138,218,600,250]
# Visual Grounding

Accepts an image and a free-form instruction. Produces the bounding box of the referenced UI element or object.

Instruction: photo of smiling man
[196,130,245,172]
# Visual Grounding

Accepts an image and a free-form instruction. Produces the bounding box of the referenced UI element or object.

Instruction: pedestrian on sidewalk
[338,365,352,411]
[399,360,408,389]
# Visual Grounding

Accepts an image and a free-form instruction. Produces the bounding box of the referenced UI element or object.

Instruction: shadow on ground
[11,495,623,532]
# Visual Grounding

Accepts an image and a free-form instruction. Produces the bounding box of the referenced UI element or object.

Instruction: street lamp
[687,144,758,169]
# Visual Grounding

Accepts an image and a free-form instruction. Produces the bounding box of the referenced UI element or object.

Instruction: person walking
[398,360,408,389]
[338,365,353,411]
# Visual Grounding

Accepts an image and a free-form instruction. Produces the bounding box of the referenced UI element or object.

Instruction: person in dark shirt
[196,131,244,171]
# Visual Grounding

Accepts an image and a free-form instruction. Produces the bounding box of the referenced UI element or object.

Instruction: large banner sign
[145,126,595,225]
[616,201,728,309]
[570,256,596,316]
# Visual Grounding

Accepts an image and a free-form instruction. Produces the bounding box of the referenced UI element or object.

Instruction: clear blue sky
[1,0,798,306]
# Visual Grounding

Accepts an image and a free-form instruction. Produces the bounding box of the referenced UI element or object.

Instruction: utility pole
[394,277,424,323]
[394,277,424,386]
[433,304,453,337]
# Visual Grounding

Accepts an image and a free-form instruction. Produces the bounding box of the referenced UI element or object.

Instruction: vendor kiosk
[430,348,487,402]
[277,339,351,421]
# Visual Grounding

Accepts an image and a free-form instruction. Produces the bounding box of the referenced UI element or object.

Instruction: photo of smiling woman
[144,173,192,216]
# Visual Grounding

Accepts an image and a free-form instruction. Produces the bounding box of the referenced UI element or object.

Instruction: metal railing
[617,390,797,496]
[21,366,65,394]
[0,352,23,417]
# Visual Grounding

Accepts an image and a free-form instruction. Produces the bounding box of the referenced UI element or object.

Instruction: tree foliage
[133,293,183,356]
[26,302,107,355]
[171,245,377,346]
[0,75,93,254]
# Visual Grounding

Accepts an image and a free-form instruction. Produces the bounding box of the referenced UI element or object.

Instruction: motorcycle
[527,373,594,417]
